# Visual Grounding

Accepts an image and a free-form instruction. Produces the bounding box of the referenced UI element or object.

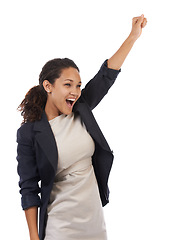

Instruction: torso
[44,113,107,240]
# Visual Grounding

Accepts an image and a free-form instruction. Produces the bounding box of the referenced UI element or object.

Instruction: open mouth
[66,98,76,108]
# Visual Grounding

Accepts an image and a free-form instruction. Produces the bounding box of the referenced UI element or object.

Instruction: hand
[129,14,147,41]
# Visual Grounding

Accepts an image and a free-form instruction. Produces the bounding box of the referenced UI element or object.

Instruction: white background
[1,0,187,239]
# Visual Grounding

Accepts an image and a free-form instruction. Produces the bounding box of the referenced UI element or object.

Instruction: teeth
[67,98,75,101]
[66,98,76,107]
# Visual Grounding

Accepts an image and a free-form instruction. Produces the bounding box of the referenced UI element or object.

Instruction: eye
[77,84,81,88]
[65,83,71,87]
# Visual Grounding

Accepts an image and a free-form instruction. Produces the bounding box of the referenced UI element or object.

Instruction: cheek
[52,89,66,104]
[78,90,81,98]
[78,88,82,96]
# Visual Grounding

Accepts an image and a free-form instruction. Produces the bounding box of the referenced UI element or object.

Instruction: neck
[44,100,61,121]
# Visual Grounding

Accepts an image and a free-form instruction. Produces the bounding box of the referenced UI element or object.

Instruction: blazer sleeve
[81,59,121,110]
[16,125,41,210]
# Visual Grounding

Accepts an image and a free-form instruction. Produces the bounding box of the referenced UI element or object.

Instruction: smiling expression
[43,67,82,120]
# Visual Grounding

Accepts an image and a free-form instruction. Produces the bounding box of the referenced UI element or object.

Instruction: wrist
[127,32,138,43]
[30,232,39,240]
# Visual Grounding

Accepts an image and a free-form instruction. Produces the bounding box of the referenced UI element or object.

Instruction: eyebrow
[65,79,82,84]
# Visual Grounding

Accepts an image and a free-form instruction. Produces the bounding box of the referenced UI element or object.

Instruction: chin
[65,111,73,115]
[58,108,72,116]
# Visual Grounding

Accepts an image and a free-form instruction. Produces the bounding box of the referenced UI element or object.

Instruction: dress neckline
[49,113,74,126]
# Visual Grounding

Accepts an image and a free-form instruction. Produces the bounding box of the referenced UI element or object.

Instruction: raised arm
[80,59,120,110]
[108,14,147,70]
[78,15,147,110]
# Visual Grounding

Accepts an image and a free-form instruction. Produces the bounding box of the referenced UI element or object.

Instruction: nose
[70,88,80,97]
[70,91,78,97]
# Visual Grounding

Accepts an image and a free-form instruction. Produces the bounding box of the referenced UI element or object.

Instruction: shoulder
[16,121,35,144]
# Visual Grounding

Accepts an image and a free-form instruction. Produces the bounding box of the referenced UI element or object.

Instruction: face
[43,67,82,119]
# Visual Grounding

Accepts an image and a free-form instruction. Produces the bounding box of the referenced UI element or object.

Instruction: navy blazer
[16,59,121,240]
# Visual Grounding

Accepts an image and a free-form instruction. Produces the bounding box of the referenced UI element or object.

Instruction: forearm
[107,34,136,70]
[107,15,147,70]
[25,206,39,240]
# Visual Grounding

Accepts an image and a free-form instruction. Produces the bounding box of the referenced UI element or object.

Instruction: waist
[55,158,92,182]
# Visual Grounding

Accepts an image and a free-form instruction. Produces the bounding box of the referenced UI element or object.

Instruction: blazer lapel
[32,101,112,174]
[33,111,58,173]
[74,102,112,153]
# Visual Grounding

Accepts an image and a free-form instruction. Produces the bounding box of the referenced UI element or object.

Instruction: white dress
[44,113,107,240]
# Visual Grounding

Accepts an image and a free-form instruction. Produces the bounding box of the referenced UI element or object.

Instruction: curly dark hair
[18,58,79,125]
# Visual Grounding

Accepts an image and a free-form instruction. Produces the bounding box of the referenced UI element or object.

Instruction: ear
[43,80,53,93]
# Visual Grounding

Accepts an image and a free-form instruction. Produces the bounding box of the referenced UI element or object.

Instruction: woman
[16,15,147,240]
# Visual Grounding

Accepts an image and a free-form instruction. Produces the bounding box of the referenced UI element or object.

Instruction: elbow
[21,194,41,210]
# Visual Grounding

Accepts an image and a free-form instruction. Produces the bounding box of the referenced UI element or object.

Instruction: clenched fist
[130,14,147,40]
